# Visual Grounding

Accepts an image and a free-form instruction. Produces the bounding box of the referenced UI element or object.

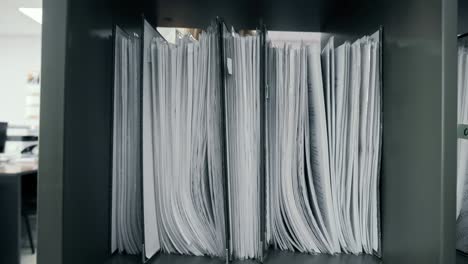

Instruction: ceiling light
[19,8,42,25]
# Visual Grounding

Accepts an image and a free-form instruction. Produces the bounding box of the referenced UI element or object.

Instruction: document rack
[37,0,458,264]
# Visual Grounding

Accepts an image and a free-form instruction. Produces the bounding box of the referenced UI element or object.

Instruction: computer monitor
[0,122,7,153]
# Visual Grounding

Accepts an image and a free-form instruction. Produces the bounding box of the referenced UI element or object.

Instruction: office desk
[0,161,38,175]
[0,160,38,264]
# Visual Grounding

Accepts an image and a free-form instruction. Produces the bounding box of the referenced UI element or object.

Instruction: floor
[19,216,468,264]
[106,250,382,264]
[20,214,37,264]
[106,249,468,264]
[458,250,468,264]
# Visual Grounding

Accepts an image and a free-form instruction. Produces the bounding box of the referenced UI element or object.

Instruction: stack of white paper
[111,28,143,255]
[456,44,468,253]
[458,46,468,219]
[223,30,262,260]
[321,37,344,253]
[266,32,381,256]
[306,42,341,254]
[266,40,341,254]
[145,25,226,257]
[329,36,381,254]
[141,20,160,259]
[205,27,228,257]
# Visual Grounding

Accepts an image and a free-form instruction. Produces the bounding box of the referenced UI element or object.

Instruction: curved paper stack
[144,26,226,257]
[111,28,143,255]
[223,30,262,260]
[266,32,381,255]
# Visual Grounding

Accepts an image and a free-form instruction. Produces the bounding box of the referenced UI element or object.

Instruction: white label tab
[459,124,468,140]
[227,58,233,75]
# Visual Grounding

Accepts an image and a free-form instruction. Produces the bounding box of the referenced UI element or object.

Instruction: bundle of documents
[324,34,381,254]
[458,46,468,219]
[456,45,468,253]
[266,40,337,254]
[266,32,381,255]
[111,27,143,255]
[113,19,383,260]
[223,29,262,260]
[143,24,226,257]
[205,27,228,258]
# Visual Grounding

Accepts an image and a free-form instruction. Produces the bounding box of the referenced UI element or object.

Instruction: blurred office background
[0,1,42,264]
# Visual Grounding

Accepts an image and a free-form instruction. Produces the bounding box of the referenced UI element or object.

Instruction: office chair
[0,122,7,153]
[21,172,37,254]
